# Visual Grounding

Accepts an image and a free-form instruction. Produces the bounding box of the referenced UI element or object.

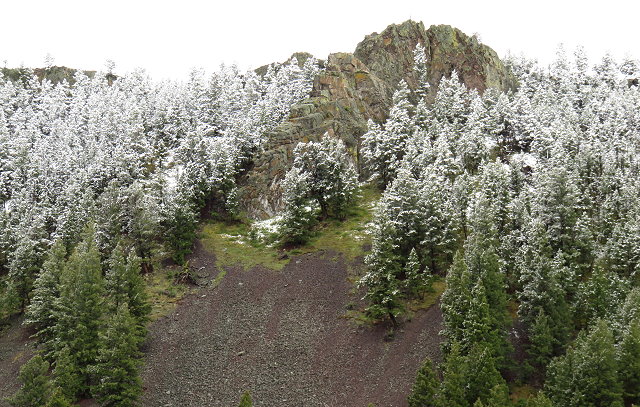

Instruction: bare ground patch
[0,316,34,407]
[141,248,443,407]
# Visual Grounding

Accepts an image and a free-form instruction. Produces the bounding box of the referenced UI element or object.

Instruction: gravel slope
[142,249,443,407]
[0,317,34,407]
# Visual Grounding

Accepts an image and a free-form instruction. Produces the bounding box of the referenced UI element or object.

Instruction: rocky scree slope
[240,20,516,218]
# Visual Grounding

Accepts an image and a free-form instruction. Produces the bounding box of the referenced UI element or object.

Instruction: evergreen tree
[404,247,432,297]
[124,249,151,333]
[45,388,72,407]
[527,310,555,374]
[479,383,511,407]
[408,358,440,407]
[413,43,431,101]
[617,319,640,406]
[162,194,197,265]
[464,344,505,406]
[361,81,412,187]
[9,355,53,407]
[51,347,82,402]
[105,244,150,340]
[91,304,142,407]
[546,320,624,407]
[462,280,492,353]
[359,236,404,326]
[575,265,629,328]
[525,393,553,407]
[278,166,316,245]
[573,320,623,407]
[287,136,358,220]
[441,252,472,351]
[439,342,469,407]
[53,225,105,398]
[24,240,66,356]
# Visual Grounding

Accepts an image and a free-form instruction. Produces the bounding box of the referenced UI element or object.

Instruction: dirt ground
[141,246,444,407]
[0,316,34,407]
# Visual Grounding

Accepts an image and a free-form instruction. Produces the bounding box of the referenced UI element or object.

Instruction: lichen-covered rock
[240,20,516,219]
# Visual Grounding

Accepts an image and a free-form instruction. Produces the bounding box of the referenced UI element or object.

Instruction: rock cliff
[240,20,516,218]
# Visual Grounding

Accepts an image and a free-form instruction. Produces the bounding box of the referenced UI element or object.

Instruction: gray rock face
[240,20,516,219]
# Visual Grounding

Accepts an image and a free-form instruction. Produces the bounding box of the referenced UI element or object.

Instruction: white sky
[1,0,638,80]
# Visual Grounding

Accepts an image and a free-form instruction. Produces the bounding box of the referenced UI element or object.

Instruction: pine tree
[546,320,624,407]
[25,240,66,356]
[525,393,553,407]
[45,388,72,407]
[527,310,555,374]
[479,383,511,407]
[360,237,404,326]
[441,252,472,351]
[124,249,151,335]
[162,194,197,265]
[439,342,469,407]
[361,81,412,187]
[278,166,316,245]
[105,243,150,340]
[573,320,624,407]
[464,344,505,405]
[408,358,440,407]
[462,280,492,353]
[7,224,48,312]
[9,355,53,407]
[51,347,82,402]
[575,265,629,328]
[617,318,640,406]
[288,136,358,220]
[405,247,432,297]
[53,225,105,398]
[91,304,142,407]
[545,345,575,407]
[105,242,129,311]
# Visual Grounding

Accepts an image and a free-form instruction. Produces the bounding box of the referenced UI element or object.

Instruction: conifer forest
[1,20,640,407]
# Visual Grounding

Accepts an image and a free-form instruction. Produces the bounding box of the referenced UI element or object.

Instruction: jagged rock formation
[240,20,516,219]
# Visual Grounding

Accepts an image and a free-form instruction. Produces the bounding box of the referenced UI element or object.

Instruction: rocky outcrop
[240,20,516,219]
[1,66,98,84]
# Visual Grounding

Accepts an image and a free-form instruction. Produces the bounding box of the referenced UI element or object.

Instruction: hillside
[2,18,640,407]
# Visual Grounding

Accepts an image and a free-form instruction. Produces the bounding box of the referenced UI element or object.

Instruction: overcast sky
[1,0,638,80]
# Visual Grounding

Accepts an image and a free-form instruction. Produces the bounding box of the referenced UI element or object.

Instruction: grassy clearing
[145,267,190,321]
[200,221,289,271]
[199,184,381,271]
